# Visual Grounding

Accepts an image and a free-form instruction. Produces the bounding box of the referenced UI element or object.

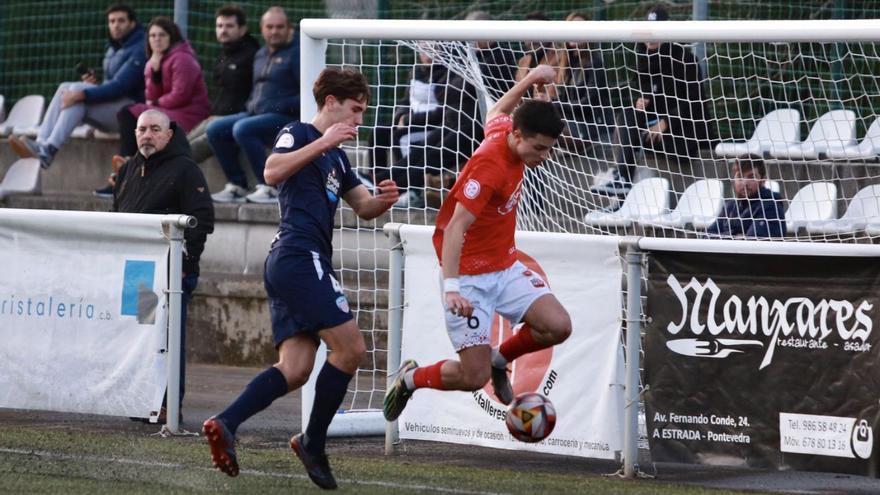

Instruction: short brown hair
[106,3,137,22]
[216,4,247,26]
[313,67,370,109]
[736,155,766,178]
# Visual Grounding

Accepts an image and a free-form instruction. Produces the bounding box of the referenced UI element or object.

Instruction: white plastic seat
[584,177,670,227]
[94,129,120,140]
[0,95,6,123]
[640,179,724,229]
[0,95,45,137]
[767,109,857,160]
[826,117,880,161]
[806,184,880,234]
[714,109,801,158]
[0,158,41,200]
[71,124,95,139]
[784,182,838,233]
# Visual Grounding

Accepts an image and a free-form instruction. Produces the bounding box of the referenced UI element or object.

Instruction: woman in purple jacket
[117,16,210,156]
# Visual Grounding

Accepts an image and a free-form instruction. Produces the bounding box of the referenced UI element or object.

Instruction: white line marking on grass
[0,448,506,495]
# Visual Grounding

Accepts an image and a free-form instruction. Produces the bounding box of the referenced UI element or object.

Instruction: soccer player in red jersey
[384,65,571,421]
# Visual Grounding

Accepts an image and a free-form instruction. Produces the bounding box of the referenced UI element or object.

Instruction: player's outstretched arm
[264,123,357,186]
[343,179,400,220]
[441,203,477,317]
[486,64,556,121]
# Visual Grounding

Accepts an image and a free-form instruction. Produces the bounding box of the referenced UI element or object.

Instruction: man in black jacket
[592,5,713,196]
[188,4,260,163]
[114,109,215,420]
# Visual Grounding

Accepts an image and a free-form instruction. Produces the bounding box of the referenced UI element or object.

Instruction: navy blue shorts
[264,248,353,348]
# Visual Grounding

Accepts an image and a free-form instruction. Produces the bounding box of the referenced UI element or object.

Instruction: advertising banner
[0,210,171,419]
[397,225,624,459]
[644,251,880,475]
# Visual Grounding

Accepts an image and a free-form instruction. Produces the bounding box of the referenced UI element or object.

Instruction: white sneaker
[246,184,279,204]
[211,183,248,203]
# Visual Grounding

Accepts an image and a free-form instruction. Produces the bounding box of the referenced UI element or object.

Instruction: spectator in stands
[465,10,518,98]
[552,11,611,144]
[188,5,260,164]
[592,5,712,196]
[209,6,300,204]
[514,11,562,84]
[113,109,214,422]
[116,16,211,158]
[381,10,518,208]
[706,156,785,238]
[8,4,145,169]
[369,47,449,171]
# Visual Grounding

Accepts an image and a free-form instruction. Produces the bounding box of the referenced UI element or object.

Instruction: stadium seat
[806,184,880,234]
[0,95,45,137]
[71,124,95,139]
[639,179,724,229]
[825,117,880,161]
[784,182,838,233]
[767,109,857,160]
[94,129,121,140]
[0,158,41,200]
[0,94,6,123]
[584,177,670,227]
[714,108,801,158]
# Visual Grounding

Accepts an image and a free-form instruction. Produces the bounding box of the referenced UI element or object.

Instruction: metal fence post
[623,239,644,478]
[384,223,405,455]
[162,215,196,434]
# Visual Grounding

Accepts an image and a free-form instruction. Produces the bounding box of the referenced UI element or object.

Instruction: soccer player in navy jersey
[203,67,399,490]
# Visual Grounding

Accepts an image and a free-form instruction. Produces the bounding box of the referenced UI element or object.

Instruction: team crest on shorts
[463,179,481,199]
[335,295,350,313]
[530,276,545,288]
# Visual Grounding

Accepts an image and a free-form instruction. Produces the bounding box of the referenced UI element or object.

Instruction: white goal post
[298,17,880,441]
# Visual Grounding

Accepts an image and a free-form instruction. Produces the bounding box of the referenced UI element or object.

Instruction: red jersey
[433,114,524,275]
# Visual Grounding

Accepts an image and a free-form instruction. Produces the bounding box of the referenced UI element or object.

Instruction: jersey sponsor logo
[325,169,340,202]
[335,295,350,313]
[275,132,295,149]
[497,179,523,215]
[463,179,481,199]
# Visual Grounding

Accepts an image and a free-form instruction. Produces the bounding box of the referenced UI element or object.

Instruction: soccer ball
[505,392,556,443]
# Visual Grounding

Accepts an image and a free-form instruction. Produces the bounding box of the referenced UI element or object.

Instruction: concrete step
[191,272,391,367]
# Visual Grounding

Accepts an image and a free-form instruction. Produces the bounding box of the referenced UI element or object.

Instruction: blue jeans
[206,112,292,188]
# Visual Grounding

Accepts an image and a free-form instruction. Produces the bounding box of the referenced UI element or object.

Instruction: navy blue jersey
[271,122,361,257]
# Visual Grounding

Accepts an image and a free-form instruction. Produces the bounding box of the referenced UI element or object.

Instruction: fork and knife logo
[666,338,764,358]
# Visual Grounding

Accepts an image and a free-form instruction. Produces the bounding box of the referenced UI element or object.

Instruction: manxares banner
[644,251,880,475]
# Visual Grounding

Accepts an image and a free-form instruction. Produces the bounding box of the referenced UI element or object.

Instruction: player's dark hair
[512,100,565,139]
[216,4,247,27]
[736,155,766,178]
[106,3,137,22]
[313,67,370,109]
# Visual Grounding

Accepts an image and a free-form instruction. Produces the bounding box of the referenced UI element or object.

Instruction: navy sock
[218,366,288,435]
[304,362,352,454]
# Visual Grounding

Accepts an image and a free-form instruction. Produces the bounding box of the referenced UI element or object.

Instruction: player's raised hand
[445,292,474,318]
[527,64,557,86]
[321,123,358,148]
[374,179,400,206]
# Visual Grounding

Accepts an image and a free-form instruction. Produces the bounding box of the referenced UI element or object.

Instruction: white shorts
[443,260,551,351]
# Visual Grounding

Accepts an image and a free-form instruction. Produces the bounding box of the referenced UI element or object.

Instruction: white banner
[0,209,171,418]
[397,225,624,459]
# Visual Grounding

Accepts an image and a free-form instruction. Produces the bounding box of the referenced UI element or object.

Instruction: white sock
[491,348,508,369]
[403,369,417,390]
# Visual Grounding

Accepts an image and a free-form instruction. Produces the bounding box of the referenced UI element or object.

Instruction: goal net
[301,18,880,435]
